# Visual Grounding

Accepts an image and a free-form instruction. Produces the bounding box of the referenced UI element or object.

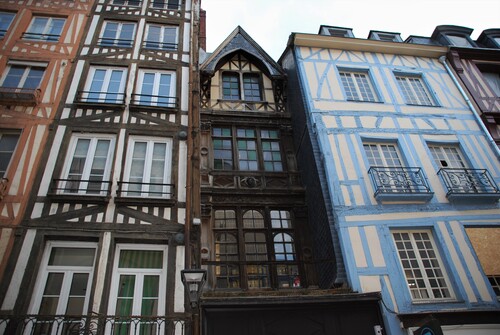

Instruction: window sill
[114,196,176,206]
[47,193,110,204]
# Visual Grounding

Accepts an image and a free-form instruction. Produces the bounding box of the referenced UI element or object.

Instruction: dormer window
[319,25,354,38]
[446,34,473,47]
[222,72,262,101]
[369,31,402,42]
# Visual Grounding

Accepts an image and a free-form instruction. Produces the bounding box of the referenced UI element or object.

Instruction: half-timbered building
[0,0,201,333]
[0,0,93,284]
[280,25,500,335]
[197,26,385,335]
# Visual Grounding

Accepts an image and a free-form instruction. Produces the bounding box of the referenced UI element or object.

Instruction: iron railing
[50,179,112,197]
[22,32,61,42]
[367,166,433,198]
[117,181,175,198]
[111,0,142,6]
[142,41,178,51]
[437,168,500,196]
[130,94,178,108]
[0,314,190,335]
[97,38,134,48]
[77,91,126,105]
[150,1,181,10]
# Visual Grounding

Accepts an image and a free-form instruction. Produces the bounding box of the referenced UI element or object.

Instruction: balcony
[49,178,111,203]
[0,87,41,106]
[97,37,133,48]
[116,181,175,205]
[76,91,125,106]
[367,166,434,202]
[0,314,190,335]
[130,93,178,110]
[22,32,61,42]
[142,40,178,51]
[438,168,500,203]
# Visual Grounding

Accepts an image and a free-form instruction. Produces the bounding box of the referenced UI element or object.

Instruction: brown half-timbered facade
[0,0,93,283]
[0,0,200,334]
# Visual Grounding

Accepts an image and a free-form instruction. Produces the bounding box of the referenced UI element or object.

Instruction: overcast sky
[201,0,500,60]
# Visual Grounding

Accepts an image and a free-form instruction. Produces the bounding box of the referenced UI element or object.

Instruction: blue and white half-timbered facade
[280,27,500,335]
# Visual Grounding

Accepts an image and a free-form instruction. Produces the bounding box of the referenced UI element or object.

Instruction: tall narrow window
[0,12,15,38]
[339,70,378,102]
[82,67,127,104]
[60,135,114,195]
[99,21,136,47]
[0,132,20,177]
[363,143,403,167]
[428,145,468,168]
[243,210,269,288]
[214,210,239,288]
[212,127,233,170]
[222,72,240,100]
[28,242,96,334]
[108,245,167,334]
[242,73,261,101]
[1,64,46,90]
[24,16,65,42]
[135,70,176,107]
[144,24,178,50]
[395,74,435,106]
[392,231,453,301]
[237,129,258,171]
[260,130,283,171]
[123,136,172,198]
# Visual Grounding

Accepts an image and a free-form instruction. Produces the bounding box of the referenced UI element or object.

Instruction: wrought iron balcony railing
[130,93,178,108]
[0,87,41,106]
[0,314,190,335]
[151,1,181,10]
[50,179,112,197]
[142,40,178,51]
[97,37,134,48]
[437,168,500,202]
[111,0,142,6]
[22,32,61,42]
[116,181,175,199]
[77,91,126,105]
[367,166,434,202]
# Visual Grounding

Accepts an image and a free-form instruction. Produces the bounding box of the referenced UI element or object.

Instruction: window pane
[214,210,236,228]
[396,75,434,106]
[118,250,163,268]
[0,12,15,38]
[116,275,135,316]
[39,272,64,314]
[222,73,240,100]
[48,248,96,266]
[0,133,20,176]
[65,273,89,314]
[141,275,159,316]
[243,210,264,228]
[22,67,45,89]
[243,73,261,101]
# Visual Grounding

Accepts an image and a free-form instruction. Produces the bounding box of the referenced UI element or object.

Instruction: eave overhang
[290,33,448,58]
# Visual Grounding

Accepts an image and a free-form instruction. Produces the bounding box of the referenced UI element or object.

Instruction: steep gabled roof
[201,26,285,78]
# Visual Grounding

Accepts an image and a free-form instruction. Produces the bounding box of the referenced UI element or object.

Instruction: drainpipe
[438,55,500,160]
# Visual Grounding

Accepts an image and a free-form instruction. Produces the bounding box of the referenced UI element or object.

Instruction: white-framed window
[392,230,453,301]
[428,145,468,169]
[82,66,127,104]
[107,244,167,334]
[0,62,46,90]
[363,142,403,167]
[60,134,115,195]
[123,136,173,198]
[339,70,378,102]
[24,16,65,42]
[135,69,176,107]
[144,24,178,50]
[99,21,136,47]
[28,242,97,334]
[395,74,436,106]
[0,131,20,177]
[0,12,15,38]
[151,0,181,10]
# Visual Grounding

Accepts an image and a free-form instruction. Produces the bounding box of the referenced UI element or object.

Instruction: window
[446,34,473,47]
[60,134,115,195]
[112,0,141,6]
[108,244,167,334]
[28,242,96,333]
[222,72,262,101]
[0,131,20,177]
[319,26,354,38]
[392,231,453,301]
[23,16,65,42]
[151,0,180,10]
[144,24,178,50]
[99,21,136,47]
[212,127,283,172]
[123,136,172,198]
[81,66,127,104]
[0,12,15,38]
[363,143,402,167]
[213,209,299,289]
[395,74,435,106]
[428,145,467,168]
[135,70,176,107]
[482,71,500,96]
[0,63,46,90]
[339,70,378,102]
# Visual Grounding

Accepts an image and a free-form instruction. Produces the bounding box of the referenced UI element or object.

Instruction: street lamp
[181,269,207,308]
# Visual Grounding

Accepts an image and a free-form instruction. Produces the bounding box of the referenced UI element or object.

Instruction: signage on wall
[413,319,443,335]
